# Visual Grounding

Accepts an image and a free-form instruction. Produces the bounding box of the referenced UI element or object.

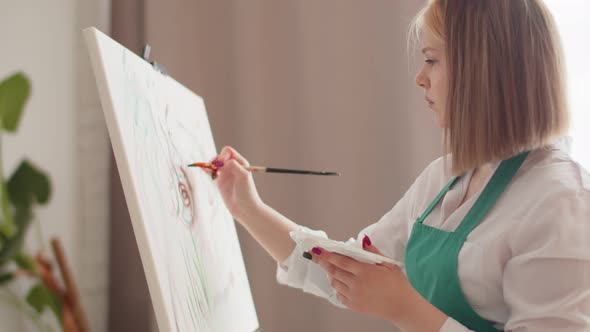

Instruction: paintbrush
[188,162,340,176]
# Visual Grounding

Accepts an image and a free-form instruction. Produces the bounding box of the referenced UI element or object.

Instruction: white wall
[544,0,590,170]
[0,1,110,330]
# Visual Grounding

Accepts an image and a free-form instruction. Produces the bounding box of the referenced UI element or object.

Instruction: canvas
[84,27,259,332]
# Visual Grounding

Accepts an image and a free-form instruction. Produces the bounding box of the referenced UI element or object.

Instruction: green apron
[404,152,528,331]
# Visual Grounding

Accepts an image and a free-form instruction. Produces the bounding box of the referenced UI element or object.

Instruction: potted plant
[0,72,84,332]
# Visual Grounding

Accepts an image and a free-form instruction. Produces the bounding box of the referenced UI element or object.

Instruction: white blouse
[276,137,590,331]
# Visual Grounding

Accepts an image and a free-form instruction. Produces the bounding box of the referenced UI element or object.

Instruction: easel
[37,238,90,332]
[141,44,168,75]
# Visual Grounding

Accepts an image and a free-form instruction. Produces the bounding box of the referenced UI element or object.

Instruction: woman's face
[415,28,448,128]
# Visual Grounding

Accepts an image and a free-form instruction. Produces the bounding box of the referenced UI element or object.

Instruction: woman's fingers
[336,293,349,307]
[318,251,363,276]
[226,147,250,166]
[302,251,321,264]
[214,146,250,167]
[214,146,231,163]
[219,159,249,179]
[309,248,356,286]
[330,265,356,285]
[317,257,334,273]
[318,258,355,285]
[362,235,385,256]
[328,275,349,294]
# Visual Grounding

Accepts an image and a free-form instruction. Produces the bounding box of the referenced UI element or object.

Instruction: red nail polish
[312,247,322,255]
[212,160,225,168]
[362,235,372,248]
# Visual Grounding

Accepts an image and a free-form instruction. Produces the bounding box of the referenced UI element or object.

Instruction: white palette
[290,230,403,266]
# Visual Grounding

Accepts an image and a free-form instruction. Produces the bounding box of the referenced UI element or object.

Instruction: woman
[209,0,590,331]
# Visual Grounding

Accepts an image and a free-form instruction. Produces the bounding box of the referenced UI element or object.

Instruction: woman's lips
[425,96,434,106]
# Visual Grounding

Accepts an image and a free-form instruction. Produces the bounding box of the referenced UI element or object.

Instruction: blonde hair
[410,0,569,175]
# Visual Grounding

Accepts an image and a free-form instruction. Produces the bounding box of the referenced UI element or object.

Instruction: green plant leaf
[0,185,15,237]
[26,283,62,320]
[14,252,36,273]
[0,205,33,265]
[7,160,51,208]
[0,272,14,285]
[0,72,31,132]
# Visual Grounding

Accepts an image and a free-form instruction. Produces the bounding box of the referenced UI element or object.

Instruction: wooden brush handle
[244,166,266,173]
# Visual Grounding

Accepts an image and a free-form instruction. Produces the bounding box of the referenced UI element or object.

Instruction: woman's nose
[415,68,429,89]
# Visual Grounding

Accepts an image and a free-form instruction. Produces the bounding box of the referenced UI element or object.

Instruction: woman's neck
[476,163,495,178]
[458,163,495,207]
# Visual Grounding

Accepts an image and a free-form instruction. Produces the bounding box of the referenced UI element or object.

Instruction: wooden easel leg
[51,238,90,332]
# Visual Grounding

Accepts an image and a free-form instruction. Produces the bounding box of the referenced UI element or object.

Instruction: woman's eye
[425,59,437,65]
[179,183,191,208]
[176,167,196,228]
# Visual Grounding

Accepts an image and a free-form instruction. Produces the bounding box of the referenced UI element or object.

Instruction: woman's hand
[308,235,448,331]
[209,146,264,222]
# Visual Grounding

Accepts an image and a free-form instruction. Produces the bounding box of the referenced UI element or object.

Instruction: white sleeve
[275,164,424,308]
[275,225,347,308]
[438,317,474,332]
[502,190,590,331]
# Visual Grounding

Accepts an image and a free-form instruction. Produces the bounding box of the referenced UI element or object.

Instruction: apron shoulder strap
[455,152,529,238]
[417,175,460,224]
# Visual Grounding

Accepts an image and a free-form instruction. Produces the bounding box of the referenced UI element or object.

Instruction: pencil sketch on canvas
[84,27,259,332]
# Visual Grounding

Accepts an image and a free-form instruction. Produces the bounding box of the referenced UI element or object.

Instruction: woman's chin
[433,113,445,128]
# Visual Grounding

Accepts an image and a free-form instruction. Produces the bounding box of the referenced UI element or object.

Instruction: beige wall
[1,0,110,331]
[112,1,442,331]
